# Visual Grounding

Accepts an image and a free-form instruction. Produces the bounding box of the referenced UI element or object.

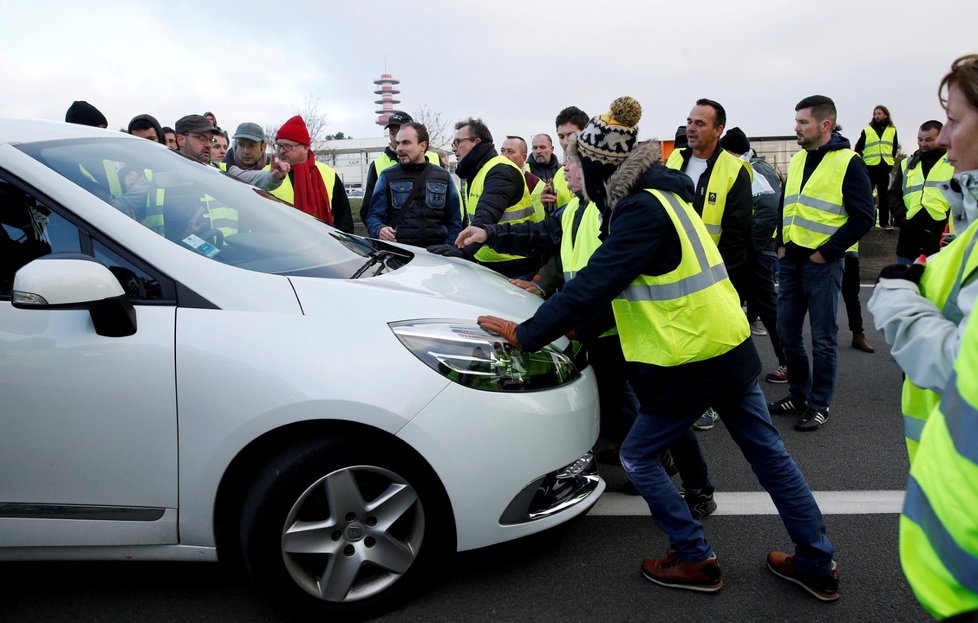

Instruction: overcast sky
[2,0,975,152]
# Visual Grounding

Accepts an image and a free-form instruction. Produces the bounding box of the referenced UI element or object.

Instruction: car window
[16,138,388,278]
[0,174,171,302]
[0,177,81,296]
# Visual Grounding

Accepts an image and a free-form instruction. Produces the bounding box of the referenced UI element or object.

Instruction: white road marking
[591,490,905,516]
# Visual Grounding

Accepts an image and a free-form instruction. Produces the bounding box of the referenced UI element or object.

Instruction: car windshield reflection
[15,137,410,278]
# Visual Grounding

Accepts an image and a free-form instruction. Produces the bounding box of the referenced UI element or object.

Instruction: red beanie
[276,115,311,146]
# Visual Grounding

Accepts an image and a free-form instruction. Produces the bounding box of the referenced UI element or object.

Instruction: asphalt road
[0,286,931,622]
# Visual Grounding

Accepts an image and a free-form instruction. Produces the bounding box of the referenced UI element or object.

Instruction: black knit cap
[674,125,688,149]
[720,127,750,155]
[65,101,107,127]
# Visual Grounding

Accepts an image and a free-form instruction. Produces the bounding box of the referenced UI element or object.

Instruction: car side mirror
[12,253,138,337]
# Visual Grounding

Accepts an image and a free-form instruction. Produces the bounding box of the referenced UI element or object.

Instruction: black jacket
[456,142,527,228]
[528,153,561,181]
[669,145,753,269]
[515,141,760,400]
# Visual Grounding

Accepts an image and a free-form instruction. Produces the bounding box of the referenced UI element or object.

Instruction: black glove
[426,244,464,258]
[877,263,925,285]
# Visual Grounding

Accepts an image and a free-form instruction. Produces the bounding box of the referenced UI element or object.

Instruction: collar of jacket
[605,140,663,210]
[456,142,496,180]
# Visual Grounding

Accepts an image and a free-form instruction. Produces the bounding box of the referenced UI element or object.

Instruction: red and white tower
[374,73,401,128]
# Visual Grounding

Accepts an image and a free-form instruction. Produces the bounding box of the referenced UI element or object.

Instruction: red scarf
[291,151,332,224]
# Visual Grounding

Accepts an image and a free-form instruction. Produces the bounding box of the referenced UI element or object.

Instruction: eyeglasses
[275,142,300,152]
[187,133,218,146]
[452,137,478,148]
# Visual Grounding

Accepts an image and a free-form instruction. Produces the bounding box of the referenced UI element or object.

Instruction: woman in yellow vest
[869,54,978,464]
[856,105,900,229]
[477,97,837,601]
[900,290,978,619]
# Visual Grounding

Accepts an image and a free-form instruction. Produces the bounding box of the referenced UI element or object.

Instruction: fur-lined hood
[604,140,694,210]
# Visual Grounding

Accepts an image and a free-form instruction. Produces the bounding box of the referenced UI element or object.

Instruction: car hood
[288,251,547,324]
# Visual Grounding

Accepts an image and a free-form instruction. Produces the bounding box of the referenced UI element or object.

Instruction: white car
[0,119,602,619]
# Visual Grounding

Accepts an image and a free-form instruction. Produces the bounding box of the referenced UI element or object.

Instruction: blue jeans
[777,256,844,411]
[619,379,834,574]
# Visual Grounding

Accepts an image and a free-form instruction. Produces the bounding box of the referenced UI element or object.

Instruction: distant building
[660,134,798,180]
[313,137,450,195]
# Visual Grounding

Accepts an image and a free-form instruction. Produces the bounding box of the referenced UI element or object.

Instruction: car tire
[239,436,448,620]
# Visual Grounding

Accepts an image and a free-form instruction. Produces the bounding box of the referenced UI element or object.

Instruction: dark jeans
[868,163,891,226]
[735,252,786,365]
[619,378,834,572]
[777,256,844,411]
[841,251,864,334]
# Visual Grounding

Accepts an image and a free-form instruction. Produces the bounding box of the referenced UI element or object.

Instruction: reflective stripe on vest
[901,224,978,461]
[783,148,857,249]
[611,189,750,366]
[901,359,978,618]
[465,155,541,263]
[862,125,897,166]
[143,188,166,234]
[902,156,955,221]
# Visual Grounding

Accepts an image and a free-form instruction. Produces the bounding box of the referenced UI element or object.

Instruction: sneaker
[765,365,788,384]
[795,407,829,431]
[751,319,768,336]
[768,395,807,416]
[767,551,839,602]
[693,407,719,431]
[684,488,717,520]
[642,549,723,593]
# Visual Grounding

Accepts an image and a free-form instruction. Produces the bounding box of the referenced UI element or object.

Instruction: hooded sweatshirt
[127,114,164,143]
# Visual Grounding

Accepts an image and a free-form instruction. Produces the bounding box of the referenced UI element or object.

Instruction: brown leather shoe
[767,551,839,602]
[641,549,723,592]
[851,333,875,353]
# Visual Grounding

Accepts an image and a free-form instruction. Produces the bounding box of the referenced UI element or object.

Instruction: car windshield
[16,137,405,278]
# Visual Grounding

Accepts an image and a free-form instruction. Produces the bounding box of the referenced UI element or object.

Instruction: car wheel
[239,437,447,619]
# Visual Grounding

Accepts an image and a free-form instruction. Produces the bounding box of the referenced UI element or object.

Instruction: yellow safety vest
[666,149,753,244]
[267,160,338,207]
[782,148,858,249]
[900,222,978,461]
[529,177,546,216]
[612,189,750,366]
[553,166,574,209]
[862,126,897,166]
[560,198,617,339]
[900,314,978,619]
[902,156,955,221]
[465,155,541,263]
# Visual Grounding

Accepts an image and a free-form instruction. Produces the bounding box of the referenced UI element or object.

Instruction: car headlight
[390,319,581,392]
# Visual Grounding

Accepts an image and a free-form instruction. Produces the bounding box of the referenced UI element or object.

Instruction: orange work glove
[477,315,521,347]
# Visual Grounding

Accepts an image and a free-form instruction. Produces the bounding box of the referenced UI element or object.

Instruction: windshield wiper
[351,249,407,279]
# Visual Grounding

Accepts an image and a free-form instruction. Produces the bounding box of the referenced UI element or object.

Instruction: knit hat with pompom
[576,96,642,166]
